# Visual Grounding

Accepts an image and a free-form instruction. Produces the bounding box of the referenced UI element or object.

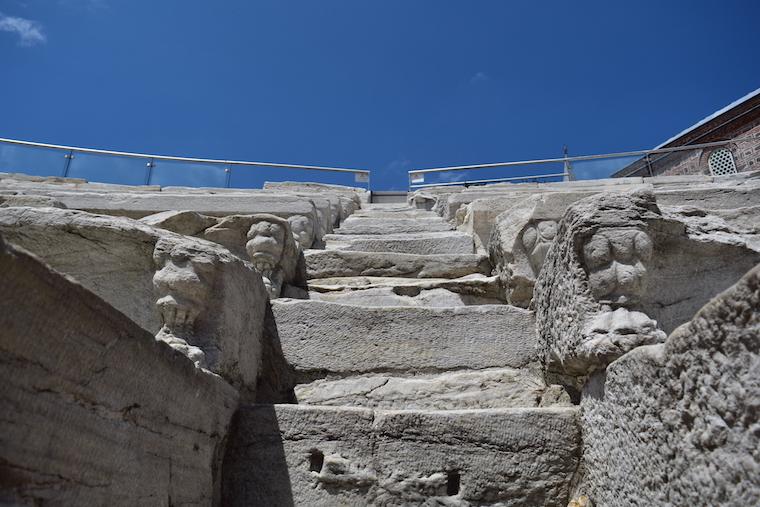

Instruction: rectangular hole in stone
[447,470,460,496]
[309,450,324,472]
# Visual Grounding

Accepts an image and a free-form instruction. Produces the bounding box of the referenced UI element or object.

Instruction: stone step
[294,368,570,409]
[362,203,414,210]
[222,404,581,506]
[307,274,503,306]
[324,231,475,255]
[351,209,441,219]
[304,250,491,280]
[270,300,536,379]
[307,286,502,306]
[334,217,453,235]
[4,189,319,220]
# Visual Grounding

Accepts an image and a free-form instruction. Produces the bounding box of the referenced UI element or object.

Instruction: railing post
[224,166,232,188]
[645,154,654,177]
[62,150,74,177]
[144,158,154,185]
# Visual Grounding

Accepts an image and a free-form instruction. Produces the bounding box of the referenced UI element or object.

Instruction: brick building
[613,88,760,178]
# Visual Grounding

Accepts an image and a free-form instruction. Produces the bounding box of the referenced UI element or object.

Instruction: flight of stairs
[223,203,581,507]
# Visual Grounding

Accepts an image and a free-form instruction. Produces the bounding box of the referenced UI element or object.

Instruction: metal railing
[408,134,760,190]
[0,137,371,190]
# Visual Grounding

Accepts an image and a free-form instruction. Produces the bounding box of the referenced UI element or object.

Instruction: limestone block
[308,274,504,303]
[143,210,307,298]
[0,207,268,397]
[308,285,503,306]
[285,192,349,229]
[324,231,475,255]
[286,213,317,249]
[270,300,537,378]
[534,190,760,376]
[487,191,614,307]
[140,209,218,236]
[305,250,492,279]
[0,235,238,505]
[0,193,67,208]
[456,194,531,250]
[579,262,760,506]
[351,208,440,219]
[295,368,570,409]
[655,181,760,209]
[4,188,320,221]
[335,216,453,235]
[263,181,364,223]
[222,404,581,506]
[0,171,87,185]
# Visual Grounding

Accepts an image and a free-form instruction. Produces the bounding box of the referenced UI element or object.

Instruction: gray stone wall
[579,263,760,506]
[0,235,239,505]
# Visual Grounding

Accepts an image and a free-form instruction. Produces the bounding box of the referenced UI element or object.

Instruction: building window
[708,148,737,176]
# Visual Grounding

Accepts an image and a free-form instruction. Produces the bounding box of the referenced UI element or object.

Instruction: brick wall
[654,114,760,177]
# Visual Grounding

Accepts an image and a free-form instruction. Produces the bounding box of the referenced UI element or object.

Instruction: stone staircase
[224,203,581,506]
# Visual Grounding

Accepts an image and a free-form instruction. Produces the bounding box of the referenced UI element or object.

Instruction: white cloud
[0,12,45,46]
[470,72,489,85]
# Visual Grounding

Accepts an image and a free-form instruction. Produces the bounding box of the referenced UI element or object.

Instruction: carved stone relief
[288,214,316,250]
[521,219,558,274]
[152,240,215,368]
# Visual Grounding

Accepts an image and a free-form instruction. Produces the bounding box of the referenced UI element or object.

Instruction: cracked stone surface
[271,299,537,378]
[294,368,570,409]
[578,263,760,506]
[305,250,492,279]
[0,206,268,397]
[0,234,238,506]
[222,404,581,507]
[324,230,475,255]
[534,189,760,376]
[4,174,760,506]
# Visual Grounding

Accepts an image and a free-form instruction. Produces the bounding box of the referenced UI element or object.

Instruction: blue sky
[1,1,759,190]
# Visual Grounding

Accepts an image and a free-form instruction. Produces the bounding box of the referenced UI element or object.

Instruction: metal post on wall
[144,158,154,185]
[224,165,232,188]
[645,154,654,177]
[61,150,74,177]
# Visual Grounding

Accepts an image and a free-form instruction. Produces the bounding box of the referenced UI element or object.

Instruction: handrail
[0,137,370,176]
[409,133,760,176]
[411,172,569,189]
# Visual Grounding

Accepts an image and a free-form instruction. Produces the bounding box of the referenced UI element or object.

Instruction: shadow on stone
[255,303,297,404]
[221,405,295,507]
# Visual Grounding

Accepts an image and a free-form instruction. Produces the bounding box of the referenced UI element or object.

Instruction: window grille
[708,148,737,176]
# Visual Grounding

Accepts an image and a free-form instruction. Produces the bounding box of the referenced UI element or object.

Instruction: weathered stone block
[142,211,307,298]
[534,190,760,376]
[305,250,492,279]
[324,231,475,255]
[579,262,760,506]
[222,404,581,506]
[295,368,568,409]
[308,274,504,306]
[0,207,268,397]
[270,300,537,378]
[0,235,238,505]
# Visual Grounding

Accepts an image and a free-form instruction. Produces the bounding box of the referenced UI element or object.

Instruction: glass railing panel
[148,160,228,188]
[0,143,68,178]
[570,155,644,180]
[411,161,567,188]
[65,152,150,185]
[229,165,368,190]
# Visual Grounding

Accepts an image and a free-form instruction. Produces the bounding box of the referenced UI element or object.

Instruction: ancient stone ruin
[1,170,759,506]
